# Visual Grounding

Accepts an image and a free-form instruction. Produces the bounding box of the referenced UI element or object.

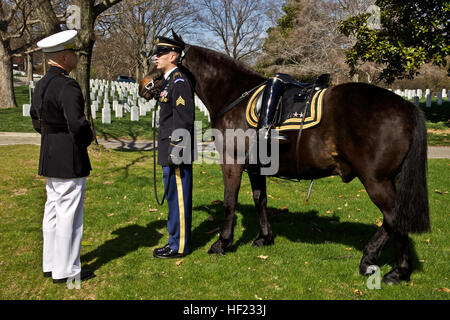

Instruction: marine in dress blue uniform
[30,30,95,283]
[152,37,195,258]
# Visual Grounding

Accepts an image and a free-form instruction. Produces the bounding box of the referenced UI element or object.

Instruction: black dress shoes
[153,243,170,255]
[43,271,52,278]
[53,270,96,284]
[153,246,185,259]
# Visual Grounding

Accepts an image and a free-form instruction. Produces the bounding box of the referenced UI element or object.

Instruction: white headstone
[442,89,447,99]
[139,105,146,116]
[154,109,160,127]
[22,104,30,116]
[91,104,96,119]
[417,89,422,99]
[404,89,409,99]
[102,107,111,124]
[131,106,139,121]
[115,104,123,118]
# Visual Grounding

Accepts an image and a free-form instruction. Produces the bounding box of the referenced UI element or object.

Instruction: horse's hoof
[208,240,227,255]
[360,264,380,277]
[252,238,265,247]
[382,268,410,285]
[252,235,274,247]
[359,256,377,276]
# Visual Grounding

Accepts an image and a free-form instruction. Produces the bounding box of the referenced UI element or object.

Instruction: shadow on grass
[191,203,422,272]
[94,116,156,142]
[81,219,166,272]
[80,200,421,275]
[420,102,450,124]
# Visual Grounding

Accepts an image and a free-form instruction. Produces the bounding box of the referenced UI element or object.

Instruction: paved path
[1,132,449,158]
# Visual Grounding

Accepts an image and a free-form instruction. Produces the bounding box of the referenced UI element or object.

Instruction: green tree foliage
[269,1,300,37]
[339,0,449,84]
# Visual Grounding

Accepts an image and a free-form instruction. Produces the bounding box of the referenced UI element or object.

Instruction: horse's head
[139,65,164,101]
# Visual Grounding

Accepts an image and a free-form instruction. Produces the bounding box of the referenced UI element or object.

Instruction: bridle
[141,72,163,99]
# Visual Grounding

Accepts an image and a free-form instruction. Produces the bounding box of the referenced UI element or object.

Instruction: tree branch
[93,0,123,19]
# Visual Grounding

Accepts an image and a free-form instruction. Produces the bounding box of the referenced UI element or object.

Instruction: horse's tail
[394,103,430,234]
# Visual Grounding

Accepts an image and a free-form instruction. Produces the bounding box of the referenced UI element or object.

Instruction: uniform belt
[41,124,69,134]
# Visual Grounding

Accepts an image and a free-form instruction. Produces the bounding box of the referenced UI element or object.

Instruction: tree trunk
[135,62,140,83]
[0,42,17,109]
[74,44,94,119]
[34,0,61,35]
[26,53,33,84]
[71,0,97,142]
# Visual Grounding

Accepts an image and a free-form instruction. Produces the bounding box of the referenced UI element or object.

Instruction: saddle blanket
[245,85,327,132]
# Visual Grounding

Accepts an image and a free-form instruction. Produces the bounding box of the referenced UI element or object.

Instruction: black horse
[139,32,430,284]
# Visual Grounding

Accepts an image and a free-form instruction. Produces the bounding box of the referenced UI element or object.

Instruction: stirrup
[271,131,289,142]
[259,127,289,142]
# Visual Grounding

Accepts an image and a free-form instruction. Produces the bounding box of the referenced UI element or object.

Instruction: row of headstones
[89,79,211,124]
[22,94,210,125]
[93,99,158,124]
[393,88,448,107]
[96,96,211,125]
[90,79,140,107]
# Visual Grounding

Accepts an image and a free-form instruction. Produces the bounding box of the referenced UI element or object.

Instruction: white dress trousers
[42,177,86,280]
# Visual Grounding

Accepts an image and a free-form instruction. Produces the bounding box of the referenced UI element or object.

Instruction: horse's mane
[189,45,265,81]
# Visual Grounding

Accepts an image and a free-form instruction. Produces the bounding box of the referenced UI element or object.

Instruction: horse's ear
[171,29,185,44]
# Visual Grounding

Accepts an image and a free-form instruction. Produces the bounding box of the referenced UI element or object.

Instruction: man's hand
[168,153,175,167]
[168,142,183,166]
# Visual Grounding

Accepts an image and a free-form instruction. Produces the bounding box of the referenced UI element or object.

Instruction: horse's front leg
[208,164,244,255]
[248,172,274,246]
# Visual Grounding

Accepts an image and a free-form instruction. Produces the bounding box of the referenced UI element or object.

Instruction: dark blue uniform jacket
[30,66,93,178]
[157,68,196,166]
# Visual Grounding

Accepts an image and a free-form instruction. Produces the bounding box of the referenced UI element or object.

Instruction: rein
[212,81,267,123]
[152,100,171,206]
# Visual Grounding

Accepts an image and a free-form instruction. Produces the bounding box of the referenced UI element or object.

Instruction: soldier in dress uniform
[30,30,95,283]
[152,36,196,259]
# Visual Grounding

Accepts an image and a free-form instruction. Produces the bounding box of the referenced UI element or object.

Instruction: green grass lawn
[0,144,448,300]
[2,85,448,145]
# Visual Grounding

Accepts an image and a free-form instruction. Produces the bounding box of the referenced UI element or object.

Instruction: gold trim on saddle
[246,87,327,131]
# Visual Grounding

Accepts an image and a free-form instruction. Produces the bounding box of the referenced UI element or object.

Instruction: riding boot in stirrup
[258,76,288,142]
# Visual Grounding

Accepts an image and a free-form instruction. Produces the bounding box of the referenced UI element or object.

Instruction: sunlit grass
[0,144,448,299]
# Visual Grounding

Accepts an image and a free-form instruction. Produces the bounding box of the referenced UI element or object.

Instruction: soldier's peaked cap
[37,30,78,53]
[153,36,184,55]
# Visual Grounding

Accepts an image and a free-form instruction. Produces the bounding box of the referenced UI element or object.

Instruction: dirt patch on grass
[428,129,450,134]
